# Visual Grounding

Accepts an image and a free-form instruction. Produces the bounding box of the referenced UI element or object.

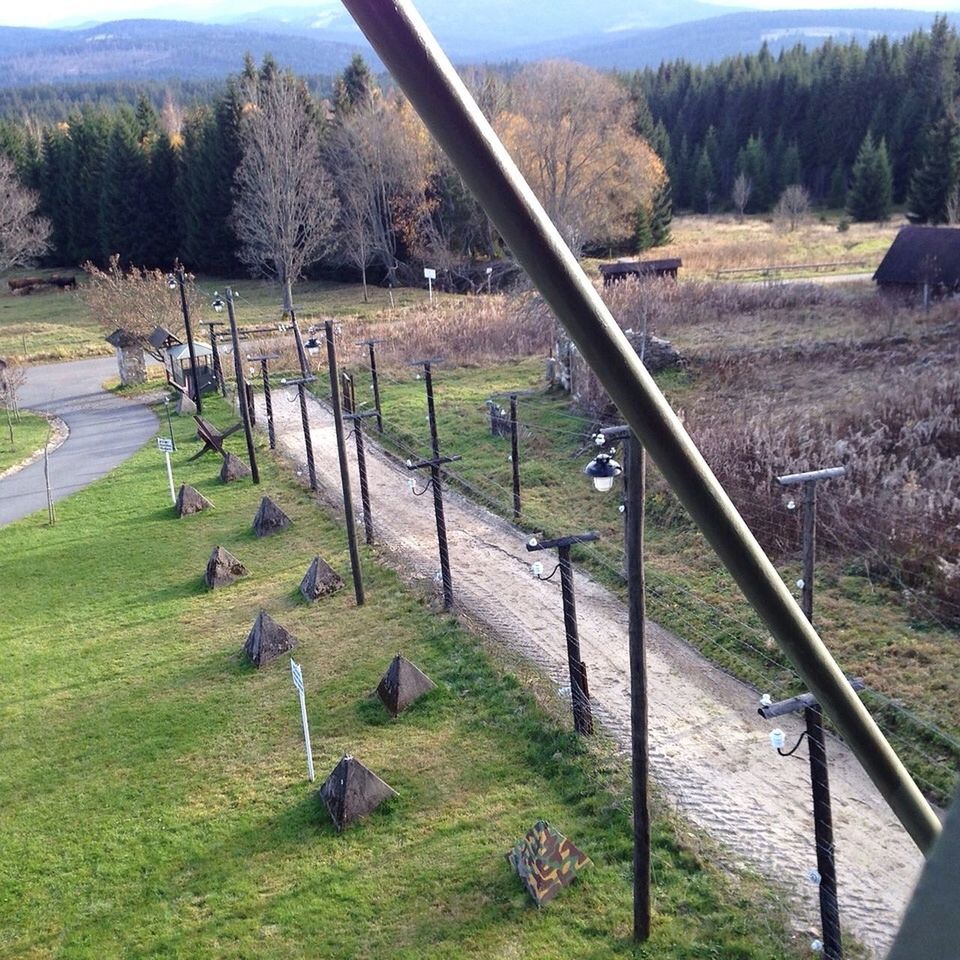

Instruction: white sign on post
[290,658,315,782]
[157,437,176,504]
[423,266,436,304]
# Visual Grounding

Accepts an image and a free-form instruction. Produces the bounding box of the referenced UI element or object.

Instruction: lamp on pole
[585,425,649,942]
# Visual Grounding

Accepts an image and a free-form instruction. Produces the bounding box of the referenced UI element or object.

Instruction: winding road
[0,356,158,526]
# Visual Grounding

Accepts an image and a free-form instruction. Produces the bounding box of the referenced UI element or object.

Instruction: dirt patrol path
[261,388,923,958]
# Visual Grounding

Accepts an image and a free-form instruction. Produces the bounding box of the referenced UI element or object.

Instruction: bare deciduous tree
[732,173,752,222]
[234,68,339,313]
[946,184,960,225]
[495,61,665,256]
[0,154,51,273]
[774,184,811,232]
[326,96,435,294]
[80,254,197,340]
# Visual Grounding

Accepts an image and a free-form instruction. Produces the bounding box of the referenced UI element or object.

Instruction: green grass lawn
[0,394,803,960]
[323,358,960,803]
[0,411,50,473]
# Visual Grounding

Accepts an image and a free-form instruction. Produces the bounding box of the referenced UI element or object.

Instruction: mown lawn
[0,411,49,474]
[0,395,802,959]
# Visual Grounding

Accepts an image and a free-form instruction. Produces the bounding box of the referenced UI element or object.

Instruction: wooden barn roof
[873,225,960,286]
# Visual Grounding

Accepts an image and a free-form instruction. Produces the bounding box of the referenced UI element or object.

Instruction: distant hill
[218,0,743,59]
[0,19,370,86]
[501,8,946,69]
[0,7,949,87]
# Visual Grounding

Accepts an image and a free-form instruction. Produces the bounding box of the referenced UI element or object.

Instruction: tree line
[0,56,670,287]
[629,15,960,222]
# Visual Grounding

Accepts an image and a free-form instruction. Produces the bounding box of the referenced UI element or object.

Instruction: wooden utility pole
[526,531,598,735]
[509,394,521,520]
[224,288,259,484]
[775,465,847,960]
[601,424,649,942]
[325,321,365,606]
[173,263,202,413]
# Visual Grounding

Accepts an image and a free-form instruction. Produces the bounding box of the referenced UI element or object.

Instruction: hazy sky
[3,0,958,29]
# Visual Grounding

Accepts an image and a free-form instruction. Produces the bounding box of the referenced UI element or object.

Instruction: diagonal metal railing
[338,0,941,853]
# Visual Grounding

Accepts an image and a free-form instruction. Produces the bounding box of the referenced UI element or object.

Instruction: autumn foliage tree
[495,61,665,256]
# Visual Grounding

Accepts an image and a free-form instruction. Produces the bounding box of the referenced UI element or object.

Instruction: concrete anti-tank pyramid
[300,555,344,602]
[506,819,592,906]
[205,545,248,589]
[175,483,213,517]
[220,452,251,483]
[319,754,397,832]
[376,654,436,718]
[243,610,298,667]
[252,496,291,537]
[176,392,197,416]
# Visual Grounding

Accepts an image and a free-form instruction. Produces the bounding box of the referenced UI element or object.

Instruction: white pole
[427,276,433,304]
[299,687,315,782]
[164,450,176,504]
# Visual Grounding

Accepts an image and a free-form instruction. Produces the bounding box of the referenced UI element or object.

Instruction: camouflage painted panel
[506,819,592,905]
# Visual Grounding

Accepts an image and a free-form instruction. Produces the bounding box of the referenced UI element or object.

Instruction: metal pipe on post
[339,0,940,853]
[509,394,521,520]
[527,532,597,735]
[358,338,385,432]
[174,263,202,413]
[249,354,279,449]
[325,320,365,606]
[224,288,259,484]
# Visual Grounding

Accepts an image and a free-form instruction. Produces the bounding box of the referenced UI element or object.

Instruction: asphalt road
[0,356,158,526]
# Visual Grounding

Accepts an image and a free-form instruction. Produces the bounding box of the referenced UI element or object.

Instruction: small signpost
[290,658,315,782]
[157,435,176,504]
[424,266,437,303]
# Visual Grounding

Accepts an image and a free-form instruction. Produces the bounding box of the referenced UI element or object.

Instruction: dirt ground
[259,389,925,958]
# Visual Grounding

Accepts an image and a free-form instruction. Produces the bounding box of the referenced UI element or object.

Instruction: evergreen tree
[828,160,848,210]
[906,111,960,223]
[847,132,893,221]
[65,110,112,263]
[334,55,377,115]
[649,178,673,247]
[134,93,158,143]
[143,133,180,267]
[99,110,150,263]
[690,145,717,213]
[736,134,771,211]
[634,203,653,251]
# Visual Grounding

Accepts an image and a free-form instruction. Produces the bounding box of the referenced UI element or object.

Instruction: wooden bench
[188,415,243,461]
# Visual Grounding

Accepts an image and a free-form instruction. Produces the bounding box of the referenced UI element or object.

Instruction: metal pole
[296,381,317,492]
[625,433,650,941]
[164,450,176,505]
[557,544,593,735]
[224,288,260,485]
[340,0,940,852]
[43,442,55,525]
[175,264,202,413]
[422,361,454,611]
[325,320,365,606]
[509,394,521,520]
[163,397,175,446]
